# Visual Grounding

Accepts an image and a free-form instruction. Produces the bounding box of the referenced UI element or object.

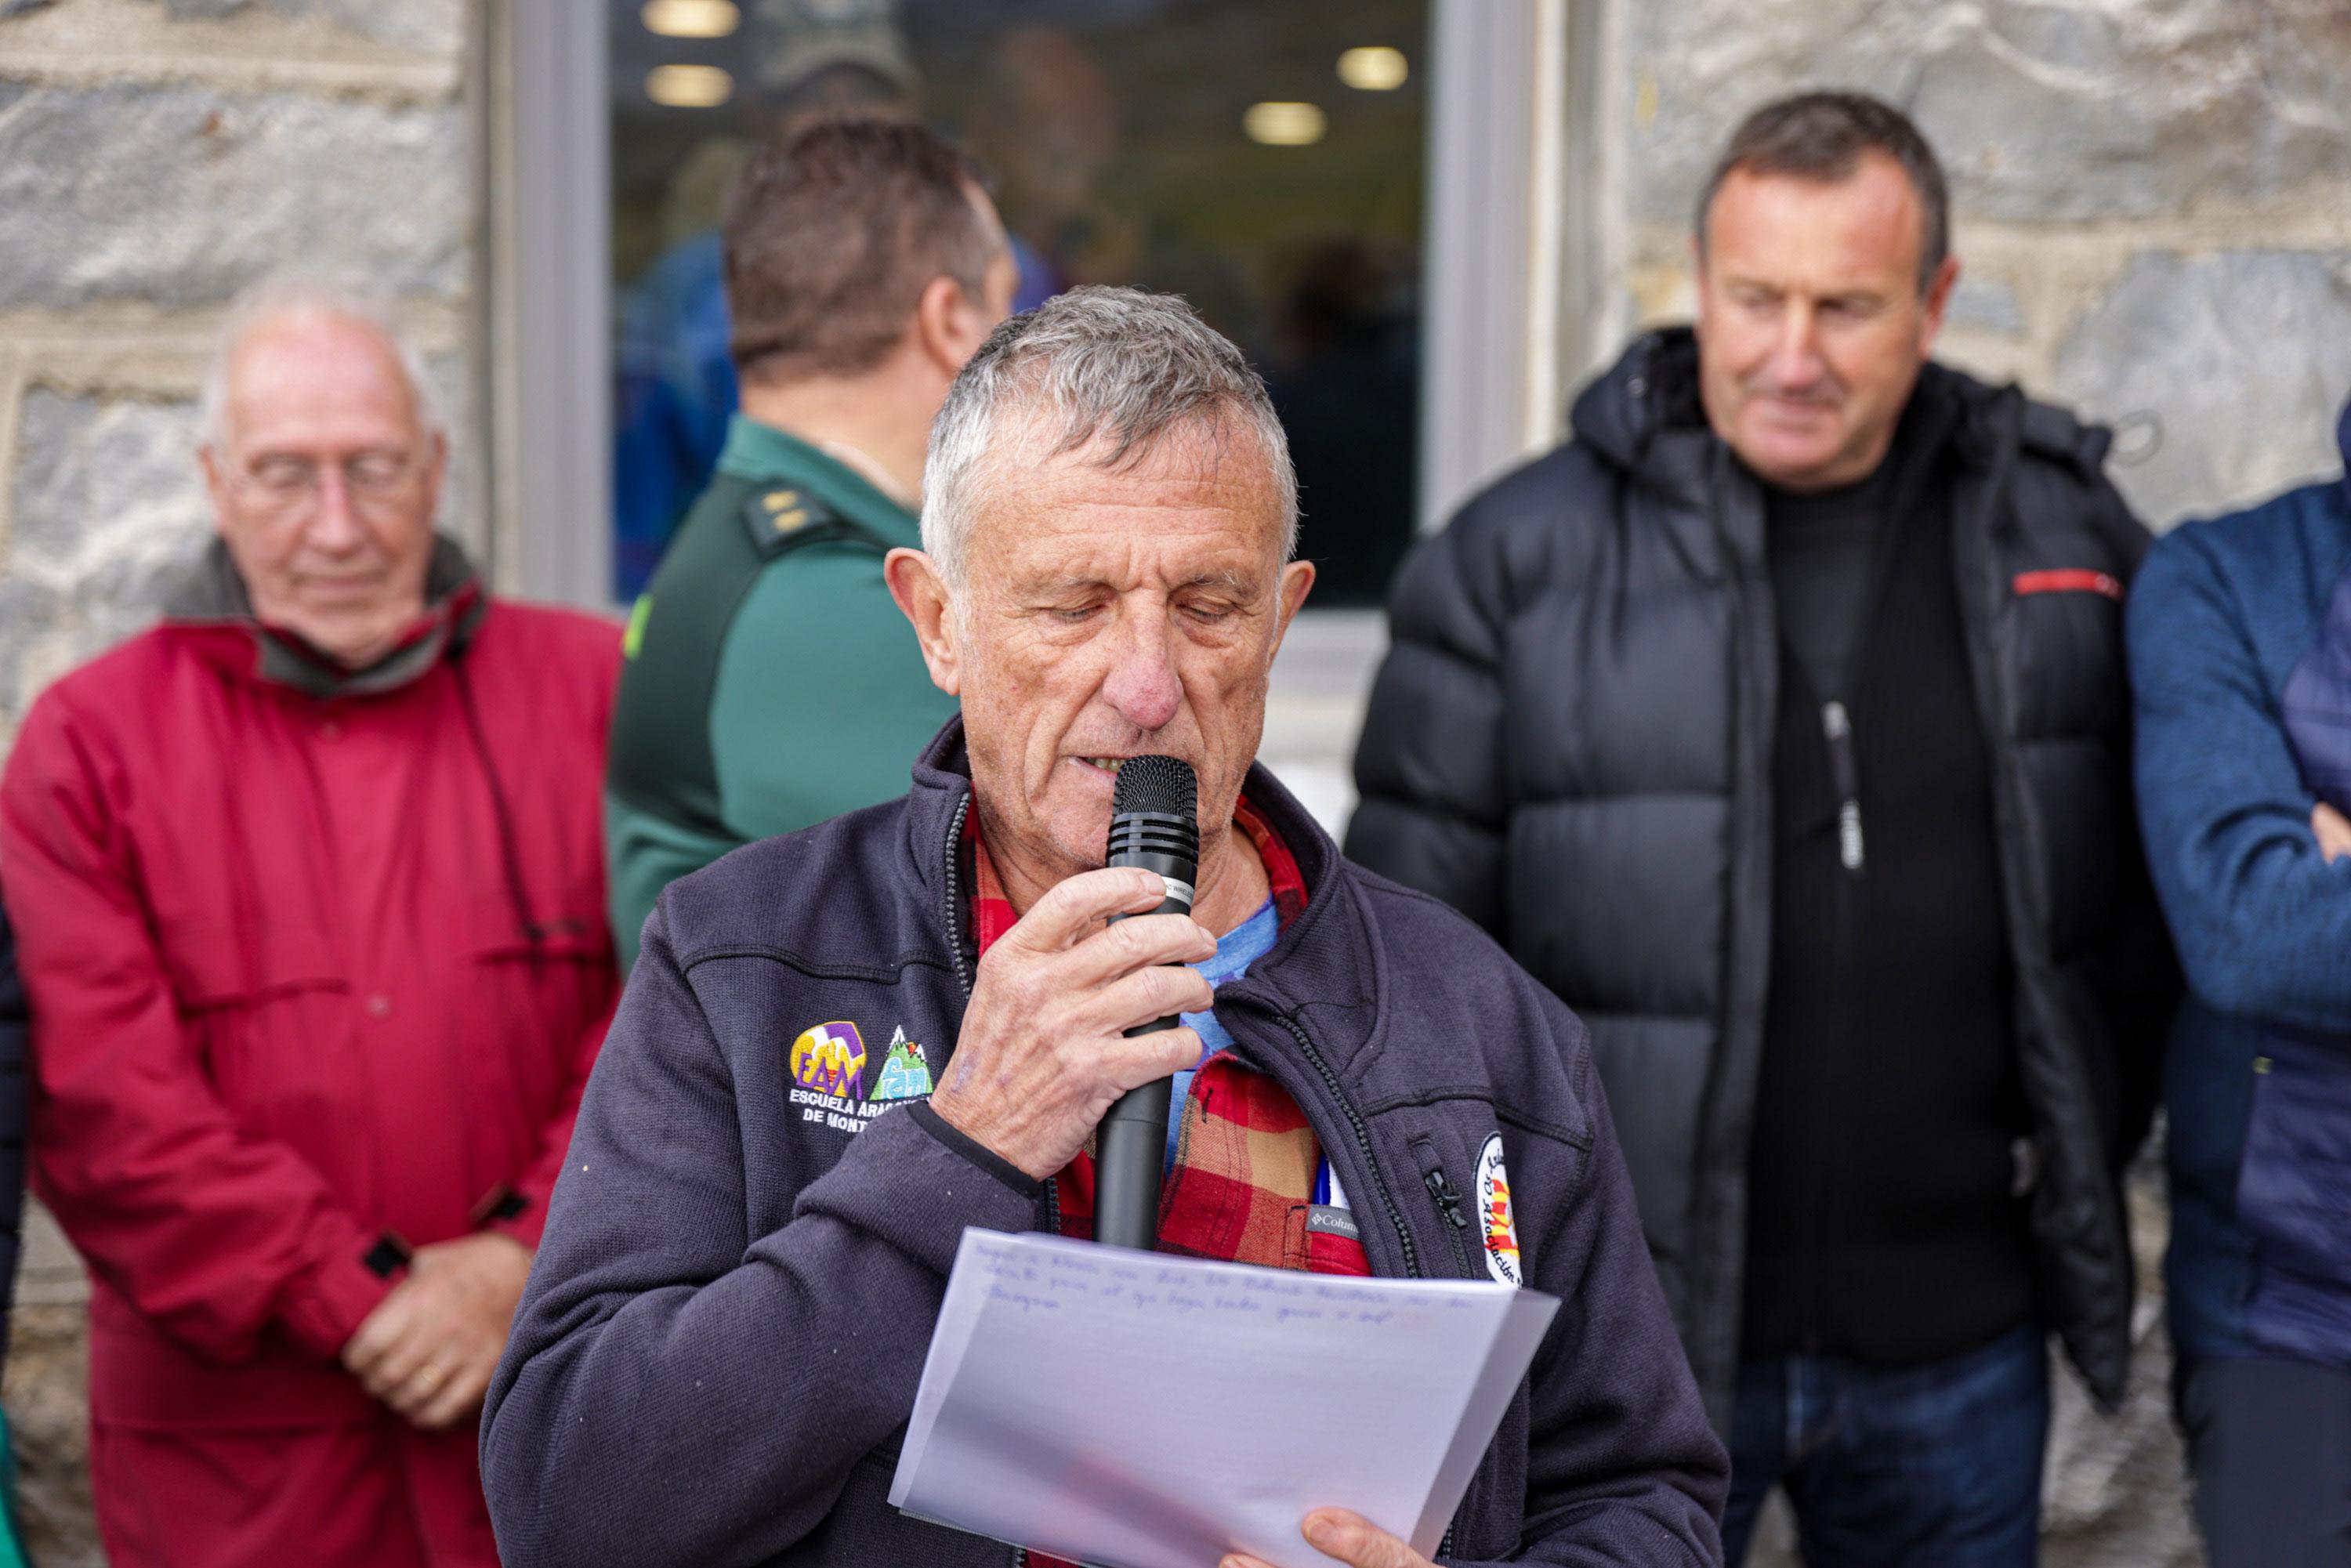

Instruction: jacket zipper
[942,793,974,1001]
[939,795,1029,1568]
[1261,1009,1459,1559]
[941,794,1061,1568]
[1263,1009,1420,1280]
[1821,700,1864,876]
[1422,1166,1475,1279]
[1803,693,1867,1352]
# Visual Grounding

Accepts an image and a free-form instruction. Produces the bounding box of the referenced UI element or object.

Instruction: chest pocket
[157,916,350,1139]
[465,887,613,965]
[159,916,346,1013]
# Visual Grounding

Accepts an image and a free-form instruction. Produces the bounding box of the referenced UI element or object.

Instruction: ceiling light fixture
[1337,46,1409,91]
[647,63,734,108]
[642,0,740,39]
[1244,101,1327,147]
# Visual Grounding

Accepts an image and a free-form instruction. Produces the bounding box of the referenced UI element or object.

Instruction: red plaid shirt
[962,798,1367,1277]
[965,799,1367,1568]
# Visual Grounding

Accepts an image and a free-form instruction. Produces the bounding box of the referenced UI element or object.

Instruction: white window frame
[486,0,614,608]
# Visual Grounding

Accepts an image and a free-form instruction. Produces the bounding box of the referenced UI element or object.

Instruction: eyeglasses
[231,450,424,518]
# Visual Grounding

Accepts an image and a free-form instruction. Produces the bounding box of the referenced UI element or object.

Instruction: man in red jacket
[0,277,623,1567]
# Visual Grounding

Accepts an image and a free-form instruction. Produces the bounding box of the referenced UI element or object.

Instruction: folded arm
[2129,534,2351,1030]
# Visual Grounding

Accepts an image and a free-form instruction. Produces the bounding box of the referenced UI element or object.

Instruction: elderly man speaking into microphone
[481,288,1726,1568]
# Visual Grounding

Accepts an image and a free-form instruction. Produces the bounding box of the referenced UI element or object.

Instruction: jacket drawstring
[451,655,545,949]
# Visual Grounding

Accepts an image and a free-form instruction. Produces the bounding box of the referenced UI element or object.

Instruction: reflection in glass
[610,0,1426,607]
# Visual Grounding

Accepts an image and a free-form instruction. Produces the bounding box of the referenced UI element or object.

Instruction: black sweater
[1742,392,2037,1363]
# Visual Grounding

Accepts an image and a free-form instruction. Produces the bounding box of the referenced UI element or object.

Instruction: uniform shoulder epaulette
[738,484,868,559]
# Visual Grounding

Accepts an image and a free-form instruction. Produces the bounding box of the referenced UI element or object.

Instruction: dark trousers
[2179,1355,2351,1568]
[1722,1324,2049,1567]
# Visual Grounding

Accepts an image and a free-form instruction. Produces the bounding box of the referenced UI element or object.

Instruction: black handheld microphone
[1092,754,1200,1253]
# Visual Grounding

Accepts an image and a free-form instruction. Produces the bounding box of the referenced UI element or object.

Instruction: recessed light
[1337,46,1408,91]
[647,64,734,108]
[1244,101,1327,147]
[642,0,740,39]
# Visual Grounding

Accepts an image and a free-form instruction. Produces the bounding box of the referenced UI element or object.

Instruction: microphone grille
[1111,755,1196,823]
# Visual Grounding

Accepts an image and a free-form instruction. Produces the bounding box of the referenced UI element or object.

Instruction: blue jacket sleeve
[2129,527,2351,1030]
[478,906,1040,1568]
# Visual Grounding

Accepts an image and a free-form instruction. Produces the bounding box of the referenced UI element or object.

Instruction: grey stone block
[0,84,468,309]
[269,0,465,55]
[1631,0,2351,227]
[2055,251,2351,527]
[4,392,212,719]
[153,0,465,53]
[1948,275,2027,337]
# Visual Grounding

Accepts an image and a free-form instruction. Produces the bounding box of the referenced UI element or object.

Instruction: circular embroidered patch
[1474,1132,1523,1286]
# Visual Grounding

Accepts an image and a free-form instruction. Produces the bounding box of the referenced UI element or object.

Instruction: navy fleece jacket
[2130,399,2351,1362]
[481,721,1726,1568]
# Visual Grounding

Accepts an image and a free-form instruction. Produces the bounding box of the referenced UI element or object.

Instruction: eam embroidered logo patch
[788,1020,895,1135]
[1475,1133,1523,1286]
[789,1021,868,1099]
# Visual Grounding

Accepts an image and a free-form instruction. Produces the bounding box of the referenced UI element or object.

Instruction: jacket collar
[902,716,1373,1036]
[163,534,487,699]
[1569,324,2111,498]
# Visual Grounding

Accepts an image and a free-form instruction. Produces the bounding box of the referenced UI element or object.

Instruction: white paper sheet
[889,1229,1559,1568]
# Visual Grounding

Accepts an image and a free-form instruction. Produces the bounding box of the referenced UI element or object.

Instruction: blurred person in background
[2131,393,2351,1568]
[605,116,1016,969]
[0,277,621,1567]
[1263,237,1419,607]
[1349,92,2176,1565]
[613,0,1056,591]
[614,0,924,586]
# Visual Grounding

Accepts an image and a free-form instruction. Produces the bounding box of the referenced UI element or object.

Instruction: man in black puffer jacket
[1350,92,2177,1565]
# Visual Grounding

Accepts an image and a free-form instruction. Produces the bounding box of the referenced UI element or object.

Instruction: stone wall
[0,1,475,1559]
[1610,0,2351,527]
[1599,2,2351,1564]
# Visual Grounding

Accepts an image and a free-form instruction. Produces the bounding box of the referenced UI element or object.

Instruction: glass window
[607,0,1428,607]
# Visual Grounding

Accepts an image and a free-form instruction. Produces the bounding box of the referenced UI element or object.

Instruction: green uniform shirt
[605,415,957,969]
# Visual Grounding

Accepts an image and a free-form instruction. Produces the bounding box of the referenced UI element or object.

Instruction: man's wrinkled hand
[1222,1509,1436,1568]
[341,1232,533,1429]
[2315,802,2351,864]
[926,865,1216,1181]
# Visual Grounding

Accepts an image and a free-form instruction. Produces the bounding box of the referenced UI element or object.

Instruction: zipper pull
[1821,701,1865,875]
[1424,1168,1470,1229]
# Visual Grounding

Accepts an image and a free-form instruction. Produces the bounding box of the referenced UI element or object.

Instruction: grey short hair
[199,271,447,451]
[922,287,1298,585]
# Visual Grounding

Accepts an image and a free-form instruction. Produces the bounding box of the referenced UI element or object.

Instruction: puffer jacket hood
[1571,325,2116,495]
